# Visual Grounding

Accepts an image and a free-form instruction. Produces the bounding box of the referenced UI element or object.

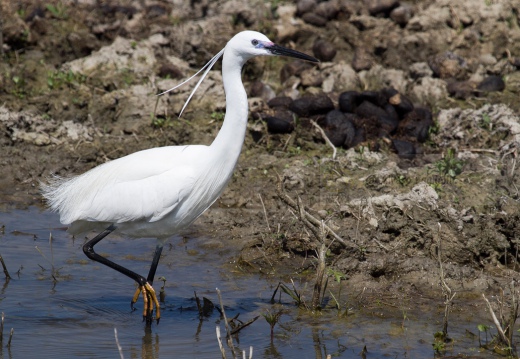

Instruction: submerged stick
[0,253,11,279]
[1,312,4,344]
[482,294,509,346]
[7,328,13,347]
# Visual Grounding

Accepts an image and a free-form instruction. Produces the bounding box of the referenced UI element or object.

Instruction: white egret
[41,30,318,324]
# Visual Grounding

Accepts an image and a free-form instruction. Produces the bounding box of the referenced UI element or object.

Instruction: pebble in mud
[476,75,506,95]
[428,51,467,79]
[318,110,356,147]
[312,39,337,62]
[261,84,433,158]
[289,94,335,117]
[280,60,314,83]
[397,107,433,143]
[265,111,295,134]
[392,139,416,159]
[390,4,414,27]
[367,0,399,16]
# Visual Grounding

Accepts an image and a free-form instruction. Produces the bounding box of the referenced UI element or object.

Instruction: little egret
[41,30,318,324]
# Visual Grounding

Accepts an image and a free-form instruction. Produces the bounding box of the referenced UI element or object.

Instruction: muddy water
[0,207,500,358]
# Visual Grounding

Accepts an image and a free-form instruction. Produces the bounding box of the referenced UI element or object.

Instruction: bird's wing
[49,145,207,225]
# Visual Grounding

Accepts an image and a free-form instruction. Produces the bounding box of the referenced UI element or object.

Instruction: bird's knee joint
[83,244,94,257]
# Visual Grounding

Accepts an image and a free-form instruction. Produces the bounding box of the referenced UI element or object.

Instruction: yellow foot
[131,283,161,324]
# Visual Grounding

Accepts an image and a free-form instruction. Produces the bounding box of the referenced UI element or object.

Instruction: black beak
[266,43,319,63]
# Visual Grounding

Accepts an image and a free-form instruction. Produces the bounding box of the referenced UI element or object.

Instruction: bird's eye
[251,39,259,46]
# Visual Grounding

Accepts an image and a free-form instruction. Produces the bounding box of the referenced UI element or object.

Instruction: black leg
[146,244,164,285]
[82,225,160,324]
[82,225,147,288]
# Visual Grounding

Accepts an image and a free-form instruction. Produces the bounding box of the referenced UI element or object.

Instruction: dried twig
[276,186,354,250]
[482,294,509,346]
[310,119,336,160]
[0,253,11,279]
[257,194,271,232]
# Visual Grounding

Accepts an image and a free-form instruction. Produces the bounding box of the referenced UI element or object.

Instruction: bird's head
[226,30,319,63]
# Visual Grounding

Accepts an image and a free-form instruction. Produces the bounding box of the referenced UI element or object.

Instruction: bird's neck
[211,51,248,155]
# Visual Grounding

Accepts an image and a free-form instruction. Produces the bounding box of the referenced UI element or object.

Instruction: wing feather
[42,145,206,225]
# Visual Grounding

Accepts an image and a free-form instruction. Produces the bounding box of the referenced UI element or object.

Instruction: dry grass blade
[275,180,355,250]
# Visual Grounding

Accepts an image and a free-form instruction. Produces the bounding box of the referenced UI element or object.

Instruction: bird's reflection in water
[127,326,159,359]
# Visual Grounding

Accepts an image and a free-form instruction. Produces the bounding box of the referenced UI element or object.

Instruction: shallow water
[0,206,501,358]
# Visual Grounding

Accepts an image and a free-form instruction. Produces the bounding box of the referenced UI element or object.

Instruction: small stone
[338,91,360,113]
[398,107,433,143]
[249,81,276,102]
[367,0,399,16]
[428,51,467,79]
[392,139,416,159]
[476,76,505,95]
[390,5,413,27]
[268,96,293,109]
[312,39,337,62]
[319,110,356,147]
[266,111,295,134]
[289,94,334,117]
[157,63,183,79]
[302,12,328,27]
[315,1,340,20]
[355,101,387,119]
[300,68,324,87]
[386,91,414,116]
[296,0,317,16]
[447,80,476,99]
[280,60,313,83]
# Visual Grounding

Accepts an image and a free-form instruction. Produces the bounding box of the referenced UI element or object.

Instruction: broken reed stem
[311,239,327,310]
[437,223,456,338]
[0,253,11,279]
[482,293,510,347]
[7,328,13,347]
[257,193,271,232]
[216,326,227,359]
[114,328,124,359]
[1,312,4,344]
[216,288,236,359]
[310,119,336,160]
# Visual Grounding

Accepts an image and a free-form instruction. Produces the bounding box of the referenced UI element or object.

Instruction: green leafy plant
[45,2,68,19]
[47,70,85,90]
[262,309,283,341]
[434,149,464,178]
[210,111,225,121]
